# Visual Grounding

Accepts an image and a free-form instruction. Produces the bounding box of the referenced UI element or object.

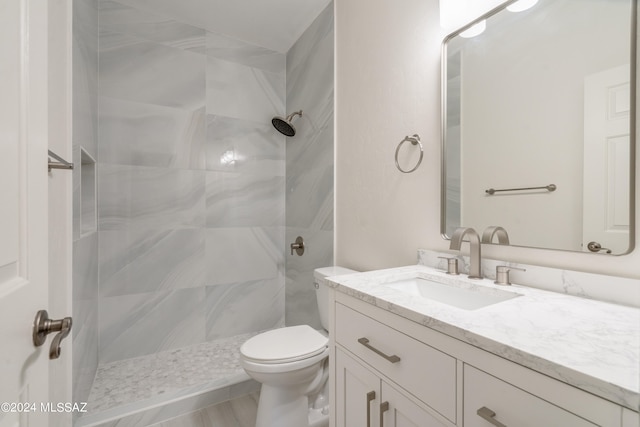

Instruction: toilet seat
[241,325,328,364]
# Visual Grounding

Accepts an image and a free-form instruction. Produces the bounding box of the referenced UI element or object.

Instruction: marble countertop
[325,265,640,411]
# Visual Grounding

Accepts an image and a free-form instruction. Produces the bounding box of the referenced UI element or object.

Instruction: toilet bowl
[240,266,357,427]
[240,325,330,427]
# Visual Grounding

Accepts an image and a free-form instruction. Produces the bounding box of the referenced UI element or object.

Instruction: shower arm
[286,111,303,121]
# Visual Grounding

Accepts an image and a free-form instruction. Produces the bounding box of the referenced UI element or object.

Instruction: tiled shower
[71,0,334,424]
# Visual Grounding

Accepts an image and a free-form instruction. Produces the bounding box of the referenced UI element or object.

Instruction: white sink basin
[382,277,520,310]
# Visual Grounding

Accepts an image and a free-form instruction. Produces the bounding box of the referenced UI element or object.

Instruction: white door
[0,1,51,426]
[583,65,631,254]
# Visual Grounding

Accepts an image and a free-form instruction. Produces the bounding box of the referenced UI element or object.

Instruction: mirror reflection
[442,0,636,254]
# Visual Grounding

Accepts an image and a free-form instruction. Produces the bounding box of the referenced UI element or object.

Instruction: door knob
[33,310,72,360]
[587,241,612,254]
[290,236,305,256]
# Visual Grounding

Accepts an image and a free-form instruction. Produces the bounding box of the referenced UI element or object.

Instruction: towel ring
[395,134,423,173]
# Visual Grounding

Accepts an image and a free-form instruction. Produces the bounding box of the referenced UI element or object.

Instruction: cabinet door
[381,382,449,427]
[336,348,381,427]
[623,409,639,427]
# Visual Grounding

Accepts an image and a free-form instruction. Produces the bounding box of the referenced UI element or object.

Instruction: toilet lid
[240,325,329,364]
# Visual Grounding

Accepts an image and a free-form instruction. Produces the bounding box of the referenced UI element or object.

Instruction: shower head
[272,110,303,137]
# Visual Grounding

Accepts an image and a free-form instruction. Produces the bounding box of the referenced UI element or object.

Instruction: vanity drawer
[335,303,457,422]
[464,365,599,427]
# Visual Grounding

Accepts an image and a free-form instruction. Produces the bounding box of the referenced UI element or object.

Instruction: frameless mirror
[442,0,636,254]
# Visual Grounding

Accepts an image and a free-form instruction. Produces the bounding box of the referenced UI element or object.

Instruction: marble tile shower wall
[97,0,286,364]
[73,0,100,408]
[285,4,335,328]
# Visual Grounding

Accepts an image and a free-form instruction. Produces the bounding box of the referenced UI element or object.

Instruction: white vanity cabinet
[330,291,638,427]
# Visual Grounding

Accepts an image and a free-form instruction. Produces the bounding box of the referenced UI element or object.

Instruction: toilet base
[254,378,329,427]
[308,380,329,427]
[308,407,329,427]
[254,386,329,427]
[255,384,309,427]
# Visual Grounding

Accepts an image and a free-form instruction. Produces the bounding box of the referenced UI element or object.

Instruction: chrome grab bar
[485,184,556,195]
[48,149,74,171]
[358,337,401,363]
[477,407,507,427]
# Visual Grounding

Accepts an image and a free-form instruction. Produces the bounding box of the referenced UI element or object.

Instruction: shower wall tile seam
[205,47,284,76]
[97,34,206,59]
[98,0,203,33]
[206,112,285,128]
[96,160,209,174]
[98,94,202,113]
[93,161,288,175]
[97,265,283,298]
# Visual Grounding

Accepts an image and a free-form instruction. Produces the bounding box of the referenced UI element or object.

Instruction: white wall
[334,0,640,281]
[335,0,444,271]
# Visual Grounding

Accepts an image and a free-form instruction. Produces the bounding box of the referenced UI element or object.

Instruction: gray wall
[96,0,286,364]
[285,4,335,328]
[72,0,100,407]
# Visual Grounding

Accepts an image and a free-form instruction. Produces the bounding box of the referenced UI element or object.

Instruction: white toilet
[240,266,356,427]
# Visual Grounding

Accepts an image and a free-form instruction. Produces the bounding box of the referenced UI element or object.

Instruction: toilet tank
[314,267,358,331]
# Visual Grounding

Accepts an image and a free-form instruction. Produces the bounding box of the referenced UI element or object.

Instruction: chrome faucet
[449,227,482,279]
[481,226,510,245]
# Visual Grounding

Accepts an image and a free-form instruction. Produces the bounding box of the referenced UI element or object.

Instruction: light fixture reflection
[459,20,486,38]
[439,0,504,31]
[507,0,538,12]
[220,149,237,166]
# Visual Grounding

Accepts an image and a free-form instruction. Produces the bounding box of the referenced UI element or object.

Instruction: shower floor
[77,332,263,427]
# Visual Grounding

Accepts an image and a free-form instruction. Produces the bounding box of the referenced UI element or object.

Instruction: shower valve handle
[290,236,305,256]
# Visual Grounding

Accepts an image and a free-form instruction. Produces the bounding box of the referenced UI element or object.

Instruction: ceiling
[114,0,332,53]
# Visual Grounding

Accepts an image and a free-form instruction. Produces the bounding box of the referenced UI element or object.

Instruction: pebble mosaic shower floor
[80,332,260,425]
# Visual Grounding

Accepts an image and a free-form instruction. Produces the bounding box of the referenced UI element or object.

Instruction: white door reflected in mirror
[583,65,631,254]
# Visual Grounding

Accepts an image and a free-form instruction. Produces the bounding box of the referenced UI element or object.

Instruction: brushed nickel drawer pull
[358,337,401,363]
[380,401,389,427]
[477,407,507,427]
[366,391,375,427]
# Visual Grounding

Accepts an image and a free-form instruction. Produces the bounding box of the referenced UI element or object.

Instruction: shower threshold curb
[75,374,259,427]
